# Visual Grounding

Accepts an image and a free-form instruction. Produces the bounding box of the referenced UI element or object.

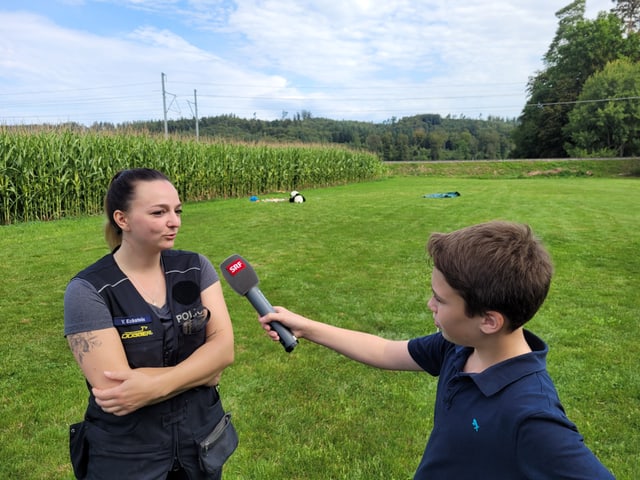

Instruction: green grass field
[0,175,638,479]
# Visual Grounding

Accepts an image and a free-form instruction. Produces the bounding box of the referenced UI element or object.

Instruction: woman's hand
[92,370,161,416]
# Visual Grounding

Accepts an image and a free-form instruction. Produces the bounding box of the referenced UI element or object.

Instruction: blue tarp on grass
[423,191,461,198]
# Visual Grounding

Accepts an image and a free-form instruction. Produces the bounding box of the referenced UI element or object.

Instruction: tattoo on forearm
[68,333,102,365]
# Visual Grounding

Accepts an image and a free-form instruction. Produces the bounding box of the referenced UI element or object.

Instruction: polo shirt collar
[456,330,548,397]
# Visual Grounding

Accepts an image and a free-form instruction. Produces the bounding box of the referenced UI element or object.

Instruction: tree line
[105,113,515,162]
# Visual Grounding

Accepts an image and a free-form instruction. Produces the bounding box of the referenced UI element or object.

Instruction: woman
[64,168,236,479]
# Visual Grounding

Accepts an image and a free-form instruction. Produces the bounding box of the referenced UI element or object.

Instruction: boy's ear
[479,310,505,334]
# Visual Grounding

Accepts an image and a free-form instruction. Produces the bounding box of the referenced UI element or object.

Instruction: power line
[2,77,637,125]
[164,80,527,91]
[527,96,640,108]
[0,82,157,97]
[196,92,525,102]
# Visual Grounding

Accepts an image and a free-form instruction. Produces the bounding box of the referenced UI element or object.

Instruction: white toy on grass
[289,190,306,203]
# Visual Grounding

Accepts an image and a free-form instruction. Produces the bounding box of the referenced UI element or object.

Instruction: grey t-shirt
[64,253,219,336]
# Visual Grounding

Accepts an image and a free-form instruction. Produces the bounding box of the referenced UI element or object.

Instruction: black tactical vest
[75,249,208,368]
[72,250,223,479]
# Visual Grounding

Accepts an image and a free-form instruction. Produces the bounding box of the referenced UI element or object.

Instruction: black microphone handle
[245,287,298,352]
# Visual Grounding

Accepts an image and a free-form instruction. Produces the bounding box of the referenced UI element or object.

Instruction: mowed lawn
[0,175,638,479]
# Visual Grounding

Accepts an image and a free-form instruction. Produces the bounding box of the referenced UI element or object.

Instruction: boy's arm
[517,415,615,479]
[259,306,422,371]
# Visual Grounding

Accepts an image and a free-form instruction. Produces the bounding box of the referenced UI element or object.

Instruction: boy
[259,221,615,479]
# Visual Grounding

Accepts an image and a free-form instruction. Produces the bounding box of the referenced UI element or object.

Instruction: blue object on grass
[423,192,461,198]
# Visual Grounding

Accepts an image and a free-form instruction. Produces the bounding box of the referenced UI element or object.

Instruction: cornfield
[0,129,387,225]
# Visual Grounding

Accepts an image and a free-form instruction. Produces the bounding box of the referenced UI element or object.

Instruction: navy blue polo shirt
[407,330,615,479]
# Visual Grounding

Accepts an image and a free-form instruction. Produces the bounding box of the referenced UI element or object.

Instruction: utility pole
[194,89,199,141]
[161,72,168,139]
[187,89,200,141]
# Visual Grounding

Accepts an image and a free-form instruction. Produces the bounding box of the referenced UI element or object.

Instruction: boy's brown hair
[427,221,553,331]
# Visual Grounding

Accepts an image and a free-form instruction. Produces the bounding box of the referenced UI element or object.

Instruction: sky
[0,0,614,126]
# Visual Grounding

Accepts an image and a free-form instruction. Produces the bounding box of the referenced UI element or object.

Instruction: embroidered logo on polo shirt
[472,418,480,432]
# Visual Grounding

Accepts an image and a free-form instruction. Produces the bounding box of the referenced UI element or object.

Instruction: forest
[113,113,518,162]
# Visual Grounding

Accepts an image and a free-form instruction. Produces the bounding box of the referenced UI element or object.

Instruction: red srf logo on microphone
[225,259,246,276]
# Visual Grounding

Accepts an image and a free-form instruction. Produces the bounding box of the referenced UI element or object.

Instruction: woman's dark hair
[104,168,170,250]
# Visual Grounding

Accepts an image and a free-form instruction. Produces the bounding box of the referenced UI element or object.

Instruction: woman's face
[117,179,182,252]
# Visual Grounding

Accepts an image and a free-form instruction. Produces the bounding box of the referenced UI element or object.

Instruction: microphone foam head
[220,254,260,296]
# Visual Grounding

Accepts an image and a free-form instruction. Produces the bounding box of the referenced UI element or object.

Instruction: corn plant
[0,129,387,225]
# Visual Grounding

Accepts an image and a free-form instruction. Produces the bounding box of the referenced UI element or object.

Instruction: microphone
[220,254,298,352]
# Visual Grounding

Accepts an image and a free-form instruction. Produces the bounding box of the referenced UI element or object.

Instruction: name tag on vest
[113,315,152,327]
